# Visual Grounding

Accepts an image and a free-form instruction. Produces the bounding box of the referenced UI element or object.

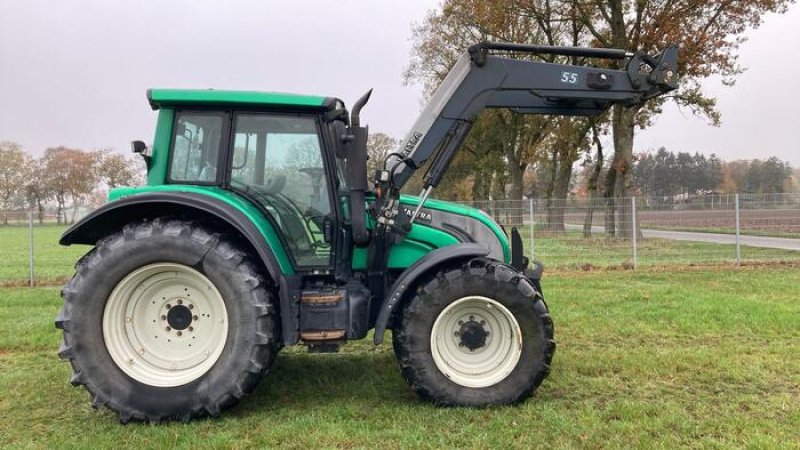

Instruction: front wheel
[392,259,555,406]
[56,219,279,422]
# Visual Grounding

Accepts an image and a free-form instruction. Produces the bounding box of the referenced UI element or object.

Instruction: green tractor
[56,42,677,422]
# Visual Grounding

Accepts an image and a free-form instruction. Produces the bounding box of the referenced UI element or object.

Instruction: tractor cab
[144,90,349,271]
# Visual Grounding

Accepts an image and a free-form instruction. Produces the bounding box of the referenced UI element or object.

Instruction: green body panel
[108,185,295,274]
[350,195,509,270]
[397,194,510,262]
[148,89,327,110]
[351,223,459,270]
[146,108,174,186]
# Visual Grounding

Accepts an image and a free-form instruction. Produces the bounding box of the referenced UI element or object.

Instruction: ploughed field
[560,207,800,236]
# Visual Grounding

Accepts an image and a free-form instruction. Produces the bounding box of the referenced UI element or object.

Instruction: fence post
[631,197,638,270]
[529,198,535,259]
[28,209,35,287]
[735,193,741,265]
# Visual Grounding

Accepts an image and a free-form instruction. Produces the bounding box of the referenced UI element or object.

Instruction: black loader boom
[386,42,677,193]
[368,42,678,295]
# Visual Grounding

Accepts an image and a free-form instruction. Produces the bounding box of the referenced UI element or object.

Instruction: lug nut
[193,315,199,321]
[454,331,459,337]
[177,331,182,336]
[166,304,171,309]
[165,326,171,332]
[188,304,194,310]
[458,343,464,347]
[480,320,486,326]
[469,315,475,321]
[161,315,166,320]
[458,320,464,325]
[177,299,183,305]
[188,326,194,332]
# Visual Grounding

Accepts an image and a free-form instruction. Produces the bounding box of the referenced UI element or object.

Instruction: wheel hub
[430,295,523,388]
[166,303,193,331]
[103,263,228,387]
[458,320,487,350]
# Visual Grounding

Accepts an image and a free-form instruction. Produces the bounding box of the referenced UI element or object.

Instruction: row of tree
[0,142,143,225]
[402,0,792,237]
[633,148,794,198]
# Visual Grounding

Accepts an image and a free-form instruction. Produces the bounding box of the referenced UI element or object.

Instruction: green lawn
[1,267,798,448]
[0,225,87,283]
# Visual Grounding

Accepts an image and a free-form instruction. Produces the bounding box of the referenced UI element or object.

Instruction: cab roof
[147,88,341,111]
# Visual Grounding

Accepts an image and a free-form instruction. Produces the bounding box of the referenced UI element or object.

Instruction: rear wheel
[56,219,279,422]
[393,258,555,406]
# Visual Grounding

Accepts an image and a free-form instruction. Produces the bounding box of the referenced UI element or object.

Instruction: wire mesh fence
[458,193,800,270]
[2,193,800,285]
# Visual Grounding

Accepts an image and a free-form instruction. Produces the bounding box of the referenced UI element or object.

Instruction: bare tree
[41,147,100,224]
[96,149,145,189]
[405,0,557,202]
[565,0,794,237]
[23,158,52,224]
[0,141,31,225]
[366,132,400,175]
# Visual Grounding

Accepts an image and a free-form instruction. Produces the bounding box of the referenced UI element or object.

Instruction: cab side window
[170,112,224,182]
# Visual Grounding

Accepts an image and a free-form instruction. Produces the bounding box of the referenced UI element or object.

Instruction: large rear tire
[392,258,555,406]
[55,219,279,423]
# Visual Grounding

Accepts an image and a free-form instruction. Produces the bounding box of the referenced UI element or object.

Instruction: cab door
[228,113,335,269]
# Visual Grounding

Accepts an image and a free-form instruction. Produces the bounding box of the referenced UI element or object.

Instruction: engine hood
[398,195,509,262]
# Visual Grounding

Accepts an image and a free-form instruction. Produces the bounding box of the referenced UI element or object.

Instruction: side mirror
[131,140,152,166]
[131,140,148,154]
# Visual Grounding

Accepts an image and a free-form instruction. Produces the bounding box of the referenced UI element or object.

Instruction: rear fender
[60,191,303,345]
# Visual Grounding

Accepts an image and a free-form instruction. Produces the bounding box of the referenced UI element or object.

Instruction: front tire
[392,258,555,406]
[55,219,279,422]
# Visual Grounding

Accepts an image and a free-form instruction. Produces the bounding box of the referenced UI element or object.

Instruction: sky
[1,0,798,166]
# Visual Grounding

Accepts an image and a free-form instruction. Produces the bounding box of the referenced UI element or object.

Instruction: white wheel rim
[430,295,522,388]
[103,263,229,387]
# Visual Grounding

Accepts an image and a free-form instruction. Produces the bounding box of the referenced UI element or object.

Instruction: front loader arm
[366,41,677,305]
[385,42,678,191]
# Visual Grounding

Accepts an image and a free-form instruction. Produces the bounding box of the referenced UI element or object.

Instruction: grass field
[2,225,800,285]
[1,267,799,448]
[0,225,86,283]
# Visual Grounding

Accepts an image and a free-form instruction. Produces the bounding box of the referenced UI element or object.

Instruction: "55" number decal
[560,72,578,84]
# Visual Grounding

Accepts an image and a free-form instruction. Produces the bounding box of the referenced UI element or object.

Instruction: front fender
[373,243,490,345]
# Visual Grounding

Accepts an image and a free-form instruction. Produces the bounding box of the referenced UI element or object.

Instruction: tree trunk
[544,147,558,230]
[472,167,491,200]
[603,164,616,237]
[609,105,638,239]
[56,194,65,225]
[550,142,576,232]
[547,153,572,232]
[583,129,604,238]
[507,161,526,226]
[37,199,44,224]
[70,201,78,224]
